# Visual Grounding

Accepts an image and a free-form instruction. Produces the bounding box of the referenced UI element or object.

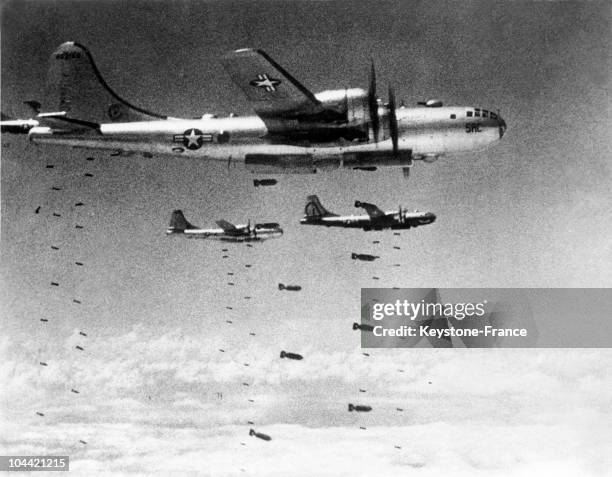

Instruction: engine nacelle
[315,88,367,109]
[417,99,443,107]
[315,88,369,126]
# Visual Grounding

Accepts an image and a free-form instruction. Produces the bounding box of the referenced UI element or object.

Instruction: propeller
[368,61,380,143]
[388,86,399,156]
[246,219,257,237]
[368,63,399,157]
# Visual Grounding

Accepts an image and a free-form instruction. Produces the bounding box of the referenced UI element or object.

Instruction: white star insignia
[186,129,201,148]
[250,74,281,92]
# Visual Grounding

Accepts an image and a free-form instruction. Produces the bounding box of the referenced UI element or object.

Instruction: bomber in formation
[1,42,505,179]
[300,195,436,231]
[166,210,283,242]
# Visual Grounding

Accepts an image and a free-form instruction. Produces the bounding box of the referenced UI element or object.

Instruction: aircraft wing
[215,220,239,232]
[356,201,386,219]
[221,49,337,132]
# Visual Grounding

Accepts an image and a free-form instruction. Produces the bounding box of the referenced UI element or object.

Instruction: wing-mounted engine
[314,88,365,115]
[221,49,408,146]
[282,87,370,143]
[222,49,376,143]
[264,87,372,144]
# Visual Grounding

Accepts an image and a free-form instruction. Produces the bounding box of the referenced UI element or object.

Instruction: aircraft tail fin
[168,210,197,233]
[45,42,167,125]
[304,195,337,218]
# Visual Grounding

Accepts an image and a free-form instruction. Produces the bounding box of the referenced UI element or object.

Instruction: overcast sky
[1,1,611,475]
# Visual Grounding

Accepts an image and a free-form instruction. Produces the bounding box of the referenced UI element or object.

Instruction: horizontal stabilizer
[1,116,38,134]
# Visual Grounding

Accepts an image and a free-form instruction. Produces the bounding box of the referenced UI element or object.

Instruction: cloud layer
[1,331,611,476]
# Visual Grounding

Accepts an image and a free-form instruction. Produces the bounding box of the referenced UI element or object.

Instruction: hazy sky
[1,1,611,475]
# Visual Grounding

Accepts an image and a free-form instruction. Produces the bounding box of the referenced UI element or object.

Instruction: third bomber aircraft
[300,196,435,231]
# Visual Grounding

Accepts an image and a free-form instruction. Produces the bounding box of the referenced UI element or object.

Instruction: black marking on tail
[304,195,337,218]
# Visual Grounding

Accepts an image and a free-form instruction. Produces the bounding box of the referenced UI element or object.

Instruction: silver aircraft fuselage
[28,105,505,173]
[4,43,507,174]
[166,224,283,242]
[301,209,436,230]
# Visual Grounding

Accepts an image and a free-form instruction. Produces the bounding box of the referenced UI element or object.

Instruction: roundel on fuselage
[107,103,125,121]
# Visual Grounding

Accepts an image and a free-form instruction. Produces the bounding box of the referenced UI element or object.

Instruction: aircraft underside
[29,124,499,173]
[303,220,429,230]
[178,233,271,242]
